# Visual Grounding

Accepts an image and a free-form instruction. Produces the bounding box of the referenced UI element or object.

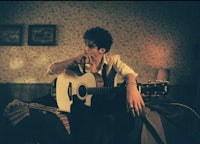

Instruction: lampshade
[156,68,170,82]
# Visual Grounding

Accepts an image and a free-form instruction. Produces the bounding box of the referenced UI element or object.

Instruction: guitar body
[56,71,97,112]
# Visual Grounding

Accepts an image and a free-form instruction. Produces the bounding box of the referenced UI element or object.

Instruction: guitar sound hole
[78,85,87,97]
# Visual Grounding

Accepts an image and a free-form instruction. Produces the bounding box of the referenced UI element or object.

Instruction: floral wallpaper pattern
[0,1,199,84]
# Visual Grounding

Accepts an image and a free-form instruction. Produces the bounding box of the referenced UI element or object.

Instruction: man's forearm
[48,57,77,75]
[125,73,137,87]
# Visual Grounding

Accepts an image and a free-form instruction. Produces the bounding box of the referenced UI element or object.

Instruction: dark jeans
[70,102,143,144]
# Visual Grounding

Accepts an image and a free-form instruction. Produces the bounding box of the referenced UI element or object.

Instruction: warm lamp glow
[156,68,170,82]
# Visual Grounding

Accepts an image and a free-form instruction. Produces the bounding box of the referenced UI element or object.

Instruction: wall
[0,1,199,85]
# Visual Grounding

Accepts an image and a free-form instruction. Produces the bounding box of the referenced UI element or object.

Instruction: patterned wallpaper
[0,1,199,84]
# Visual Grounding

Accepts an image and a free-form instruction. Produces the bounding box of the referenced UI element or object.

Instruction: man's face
[83,40,99,56]
[83,40,105,64]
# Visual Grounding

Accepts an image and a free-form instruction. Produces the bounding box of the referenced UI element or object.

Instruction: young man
[47,26,145,144]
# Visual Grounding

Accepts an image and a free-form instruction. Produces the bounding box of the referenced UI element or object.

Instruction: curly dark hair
[83,26,113,53]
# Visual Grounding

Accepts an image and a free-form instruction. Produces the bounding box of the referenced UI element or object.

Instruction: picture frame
[28,24,56,46]
[0,24,23,46]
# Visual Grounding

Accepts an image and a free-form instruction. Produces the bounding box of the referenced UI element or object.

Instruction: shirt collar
[99,54,108,70]
[103,54,108,65]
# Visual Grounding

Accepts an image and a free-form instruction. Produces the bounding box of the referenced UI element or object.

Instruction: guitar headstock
[137,82,168,96]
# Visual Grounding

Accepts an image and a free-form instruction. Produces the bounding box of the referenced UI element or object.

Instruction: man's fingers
[129,103,145,117]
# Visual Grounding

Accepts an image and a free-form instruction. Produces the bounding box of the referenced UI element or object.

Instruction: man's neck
[89,55,104,73]
[96,54,104,68]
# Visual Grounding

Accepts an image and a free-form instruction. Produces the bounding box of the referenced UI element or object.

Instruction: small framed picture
[0,24,23,46]
[28,24,56,46]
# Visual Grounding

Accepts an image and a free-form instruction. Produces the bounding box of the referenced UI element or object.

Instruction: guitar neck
[85,82,168,96]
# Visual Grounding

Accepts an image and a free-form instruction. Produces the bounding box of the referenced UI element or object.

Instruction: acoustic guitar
[56,72,168,112]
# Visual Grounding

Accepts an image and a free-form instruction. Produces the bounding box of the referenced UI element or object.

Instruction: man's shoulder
[104,53,120,62]
[105,53,120,59]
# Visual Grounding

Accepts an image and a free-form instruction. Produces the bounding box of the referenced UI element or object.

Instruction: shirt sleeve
[111,54,138,78]
[47,63,55,75]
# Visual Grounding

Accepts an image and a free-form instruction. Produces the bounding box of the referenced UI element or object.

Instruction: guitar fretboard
[87,87,125,95]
